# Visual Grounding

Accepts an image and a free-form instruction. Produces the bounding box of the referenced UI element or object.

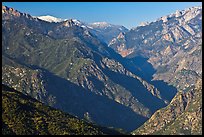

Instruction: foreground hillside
[2,84,124,135]
[132,79,202,135]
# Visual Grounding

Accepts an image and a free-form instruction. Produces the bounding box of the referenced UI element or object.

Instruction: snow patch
[37,15,64,23]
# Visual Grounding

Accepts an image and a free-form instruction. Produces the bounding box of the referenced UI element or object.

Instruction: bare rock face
[117,32,125,39]
[109,6,202,91]
[109,6,202,57]
[161,16,168,23]
[2,6,20,16]
[132,79,202,135]
[2,5,34,19]
[62,19,76,27]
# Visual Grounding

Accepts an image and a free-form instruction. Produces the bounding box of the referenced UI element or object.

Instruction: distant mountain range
[37,15,129,44]
[2,5,202,135]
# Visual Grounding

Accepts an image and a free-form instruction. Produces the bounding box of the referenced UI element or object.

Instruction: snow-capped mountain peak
[89,22,111,28]
[37,15,64,23]
[72,19,85,26]
[37,15,88,29]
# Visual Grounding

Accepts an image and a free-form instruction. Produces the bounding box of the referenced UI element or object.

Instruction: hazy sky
[3,2,202,29]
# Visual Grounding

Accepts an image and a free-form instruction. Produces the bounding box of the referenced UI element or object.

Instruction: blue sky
[3,2,202,29]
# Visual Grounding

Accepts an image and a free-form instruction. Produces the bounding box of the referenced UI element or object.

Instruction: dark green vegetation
[2,84,125,135]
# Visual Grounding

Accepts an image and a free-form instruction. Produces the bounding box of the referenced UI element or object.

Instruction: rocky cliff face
[109,6,202,56]
[132,79,202,135]
[109,6,202,90]
[109,32,134,57]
